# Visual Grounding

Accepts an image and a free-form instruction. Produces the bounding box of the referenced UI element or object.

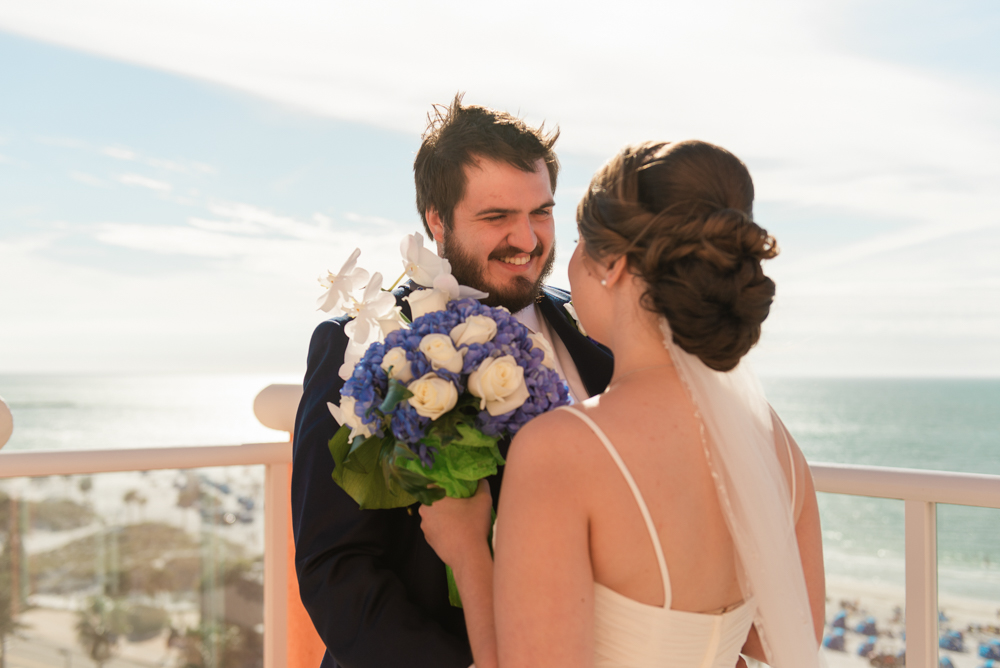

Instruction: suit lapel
[537,288,614,397]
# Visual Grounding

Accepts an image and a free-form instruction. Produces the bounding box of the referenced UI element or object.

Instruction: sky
[0,0,998,377]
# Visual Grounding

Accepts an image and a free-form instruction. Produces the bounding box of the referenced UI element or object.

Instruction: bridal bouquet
[318,233,570,512]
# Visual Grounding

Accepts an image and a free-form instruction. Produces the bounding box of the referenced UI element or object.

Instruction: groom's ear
[426,208,446,244]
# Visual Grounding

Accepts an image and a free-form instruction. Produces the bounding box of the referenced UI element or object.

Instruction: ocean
[2,374,999,603]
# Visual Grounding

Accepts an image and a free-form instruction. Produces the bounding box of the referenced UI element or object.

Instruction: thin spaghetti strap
[559,406,672,609]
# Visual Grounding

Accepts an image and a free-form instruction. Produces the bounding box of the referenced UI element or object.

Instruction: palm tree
[75,596,127,668]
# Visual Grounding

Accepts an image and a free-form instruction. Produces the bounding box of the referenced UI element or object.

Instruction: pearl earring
[600,278,607,287]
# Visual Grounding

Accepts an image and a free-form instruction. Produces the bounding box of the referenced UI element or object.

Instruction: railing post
[265,461,291,668]
[905,499,938,668]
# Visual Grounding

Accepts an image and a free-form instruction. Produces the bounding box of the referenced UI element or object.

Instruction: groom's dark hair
[414,93,560,235]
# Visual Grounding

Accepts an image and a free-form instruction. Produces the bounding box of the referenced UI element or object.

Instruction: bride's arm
[420,480,498,668]
[493,415,595,668]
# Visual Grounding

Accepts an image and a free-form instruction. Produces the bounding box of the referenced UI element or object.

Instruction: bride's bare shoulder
[505,404,601,474]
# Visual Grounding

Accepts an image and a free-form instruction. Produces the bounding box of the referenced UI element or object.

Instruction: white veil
[659,319,820,668]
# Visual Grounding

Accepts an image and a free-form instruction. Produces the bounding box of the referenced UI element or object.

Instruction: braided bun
[577,140,777,371]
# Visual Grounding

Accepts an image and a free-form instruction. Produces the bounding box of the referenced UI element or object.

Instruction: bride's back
[568,373,745,613]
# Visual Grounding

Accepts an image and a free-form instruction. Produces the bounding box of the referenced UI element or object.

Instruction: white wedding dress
[560,406,757,668]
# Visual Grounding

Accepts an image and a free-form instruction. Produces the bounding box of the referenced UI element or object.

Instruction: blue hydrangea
[339,297,570,454]
[341,341,388,436]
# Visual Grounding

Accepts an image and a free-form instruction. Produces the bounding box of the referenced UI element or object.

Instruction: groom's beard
[443,236,555,313]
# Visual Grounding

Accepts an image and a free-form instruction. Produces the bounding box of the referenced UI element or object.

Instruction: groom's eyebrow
[474,200,556,217]
[475,207,517,217]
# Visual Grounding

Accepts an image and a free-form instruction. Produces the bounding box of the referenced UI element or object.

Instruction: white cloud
[775,220,1000,279]
[103,143,215,174]
[2,0,997,375]
[2,0,995,236]
[94,222,242,258]
[117,173,172,191]
[102,146,136,160]
[343,212,402,230]
[70,171,105,187]
[88,200,415,282]
[35,135,87,148]
[187,217,266,236]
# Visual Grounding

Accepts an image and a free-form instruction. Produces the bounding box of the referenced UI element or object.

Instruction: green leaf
[440,444,501,482]
[379,379,414,414]
[328,430,417,510]
[344,434,379,474]
[394,444,486,499]
[389,448,448,504]
[327,425,352,463]
[451,423,498,449]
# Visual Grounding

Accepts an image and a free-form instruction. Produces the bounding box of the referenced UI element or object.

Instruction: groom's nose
[506,213,538,253]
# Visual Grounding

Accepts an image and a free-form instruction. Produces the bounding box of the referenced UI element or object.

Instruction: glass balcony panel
[0,467,265,668]
[818,494,907,661]
[937,503,1000,665]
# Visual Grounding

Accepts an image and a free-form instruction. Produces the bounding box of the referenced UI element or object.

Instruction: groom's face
[427,157,556,313]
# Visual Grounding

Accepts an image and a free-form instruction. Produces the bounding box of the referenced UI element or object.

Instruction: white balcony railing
[2,387,1000,668]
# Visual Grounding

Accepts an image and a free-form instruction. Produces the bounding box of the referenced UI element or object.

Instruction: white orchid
[318,248,370,314]
[431,272,489,301]
[339,272,398,379]
[327,397,373,441]
[320,233,493,380]
[401,232,452,287]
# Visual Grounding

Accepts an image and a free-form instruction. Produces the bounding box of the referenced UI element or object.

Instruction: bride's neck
[602,287,673,379]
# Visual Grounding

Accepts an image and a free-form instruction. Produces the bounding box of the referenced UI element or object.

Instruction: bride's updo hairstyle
[577,140,778,372]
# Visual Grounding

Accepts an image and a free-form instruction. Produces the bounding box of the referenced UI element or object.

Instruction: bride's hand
[419,479,493,568]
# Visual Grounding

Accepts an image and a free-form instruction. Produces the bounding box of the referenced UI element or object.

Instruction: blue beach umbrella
[855,615,877,635]
[823,627,846,651]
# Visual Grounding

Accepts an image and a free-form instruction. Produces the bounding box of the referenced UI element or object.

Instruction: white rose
[377,306,406,336]
[405,288,450,320]
[450,315,498,347]
[419,334,466,373]
[407,373,458,420]
[327,396,373,440]
[528,332,556,370]
[468,355,530,416]
[380,347,414,383]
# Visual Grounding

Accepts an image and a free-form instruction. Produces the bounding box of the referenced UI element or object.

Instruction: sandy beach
[820,576,1000,668]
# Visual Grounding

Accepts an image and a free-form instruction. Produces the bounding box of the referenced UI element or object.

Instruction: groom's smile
[427,157,556,313]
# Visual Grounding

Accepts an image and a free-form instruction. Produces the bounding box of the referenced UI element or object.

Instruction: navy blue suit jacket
[291,284,613,668]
